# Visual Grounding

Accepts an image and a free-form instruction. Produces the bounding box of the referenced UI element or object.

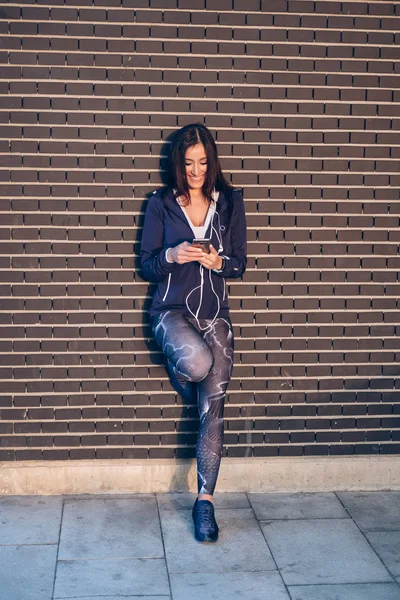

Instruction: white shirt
[165,190,220,263]
[179,201,215,238]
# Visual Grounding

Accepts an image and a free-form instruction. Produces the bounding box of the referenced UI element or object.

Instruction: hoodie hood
[161,186,230,230]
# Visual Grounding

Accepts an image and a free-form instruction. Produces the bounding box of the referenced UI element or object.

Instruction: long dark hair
[167,123,232,207]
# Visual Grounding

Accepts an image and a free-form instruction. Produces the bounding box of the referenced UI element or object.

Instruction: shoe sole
[194,533,219,543]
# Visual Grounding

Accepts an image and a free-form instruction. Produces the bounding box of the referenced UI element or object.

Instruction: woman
[140,123,247,542]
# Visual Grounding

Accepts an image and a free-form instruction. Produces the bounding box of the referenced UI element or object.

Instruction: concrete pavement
[0,491,399,600]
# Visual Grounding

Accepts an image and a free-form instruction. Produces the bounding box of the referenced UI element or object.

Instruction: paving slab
[261,518,393,585]
[59,496,164,560]
[336,492,400,531]
[170,570,290,600]
[365,531,400,578]
[0,495,62,545]
[63,493,157,501]
[54,558,169,598]
[248,492,348,521]
[160,508,276,573]
[157,492,250,511]
[59,597,170,600]
[0,544,57,600]
[288,582,400,600]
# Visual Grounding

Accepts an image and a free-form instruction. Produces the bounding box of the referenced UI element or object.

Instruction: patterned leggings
[152,310,234,496]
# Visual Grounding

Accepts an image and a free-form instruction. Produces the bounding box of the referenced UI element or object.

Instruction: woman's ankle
[198,493,213,503]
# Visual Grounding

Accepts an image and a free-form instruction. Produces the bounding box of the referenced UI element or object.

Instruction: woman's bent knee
[177,343,213,382]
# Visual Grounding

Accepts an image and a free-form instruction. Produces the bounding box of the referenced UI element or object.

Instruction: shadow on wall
[134,130,198,493]
[135,130,176,357]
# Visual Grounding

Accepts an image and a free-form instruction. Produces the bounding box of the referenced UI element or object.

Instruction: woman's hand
[198,244,223,271]
[168,241,204,264]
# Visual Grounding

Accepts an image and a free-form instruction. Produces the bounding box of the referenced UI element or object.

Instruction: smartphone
[192,238,211,254]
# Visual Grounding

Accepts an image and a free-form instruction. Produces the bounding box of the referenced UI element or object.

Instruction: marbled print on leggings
[152,311,234,496]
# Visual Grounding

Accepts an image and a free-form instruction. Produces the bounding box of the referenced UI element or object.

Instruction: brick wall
[0,0,399,462]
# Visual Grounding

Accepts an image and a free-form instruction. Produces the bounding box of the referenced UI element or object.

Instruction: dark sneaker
[192,498,219,543]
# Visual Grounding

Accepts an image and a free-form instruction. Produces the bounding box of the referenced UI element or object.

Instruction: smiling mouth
[189,175,204,181]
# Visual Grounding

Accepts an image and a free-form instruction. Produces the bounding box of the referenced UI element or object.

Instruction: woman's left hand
[197,244,223,271]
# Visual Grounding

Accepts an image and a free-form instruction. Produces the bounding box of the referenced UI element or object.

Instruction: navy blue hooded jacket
[140,186,247,323]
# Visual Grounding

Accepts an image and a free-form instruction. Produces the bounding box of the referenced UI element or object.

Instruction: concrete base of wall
[1,456,399,495]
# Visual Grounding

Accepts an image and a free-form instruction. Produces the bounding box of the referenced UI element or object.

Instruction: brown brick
[1,0,398,461]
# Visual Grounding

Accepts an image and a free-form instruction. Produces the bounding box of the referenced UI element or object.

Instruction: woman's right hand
[168,241,204,264]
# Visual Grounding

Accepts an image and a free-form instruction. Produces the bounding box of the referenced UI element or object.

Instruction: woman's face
[185,143,208,190]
